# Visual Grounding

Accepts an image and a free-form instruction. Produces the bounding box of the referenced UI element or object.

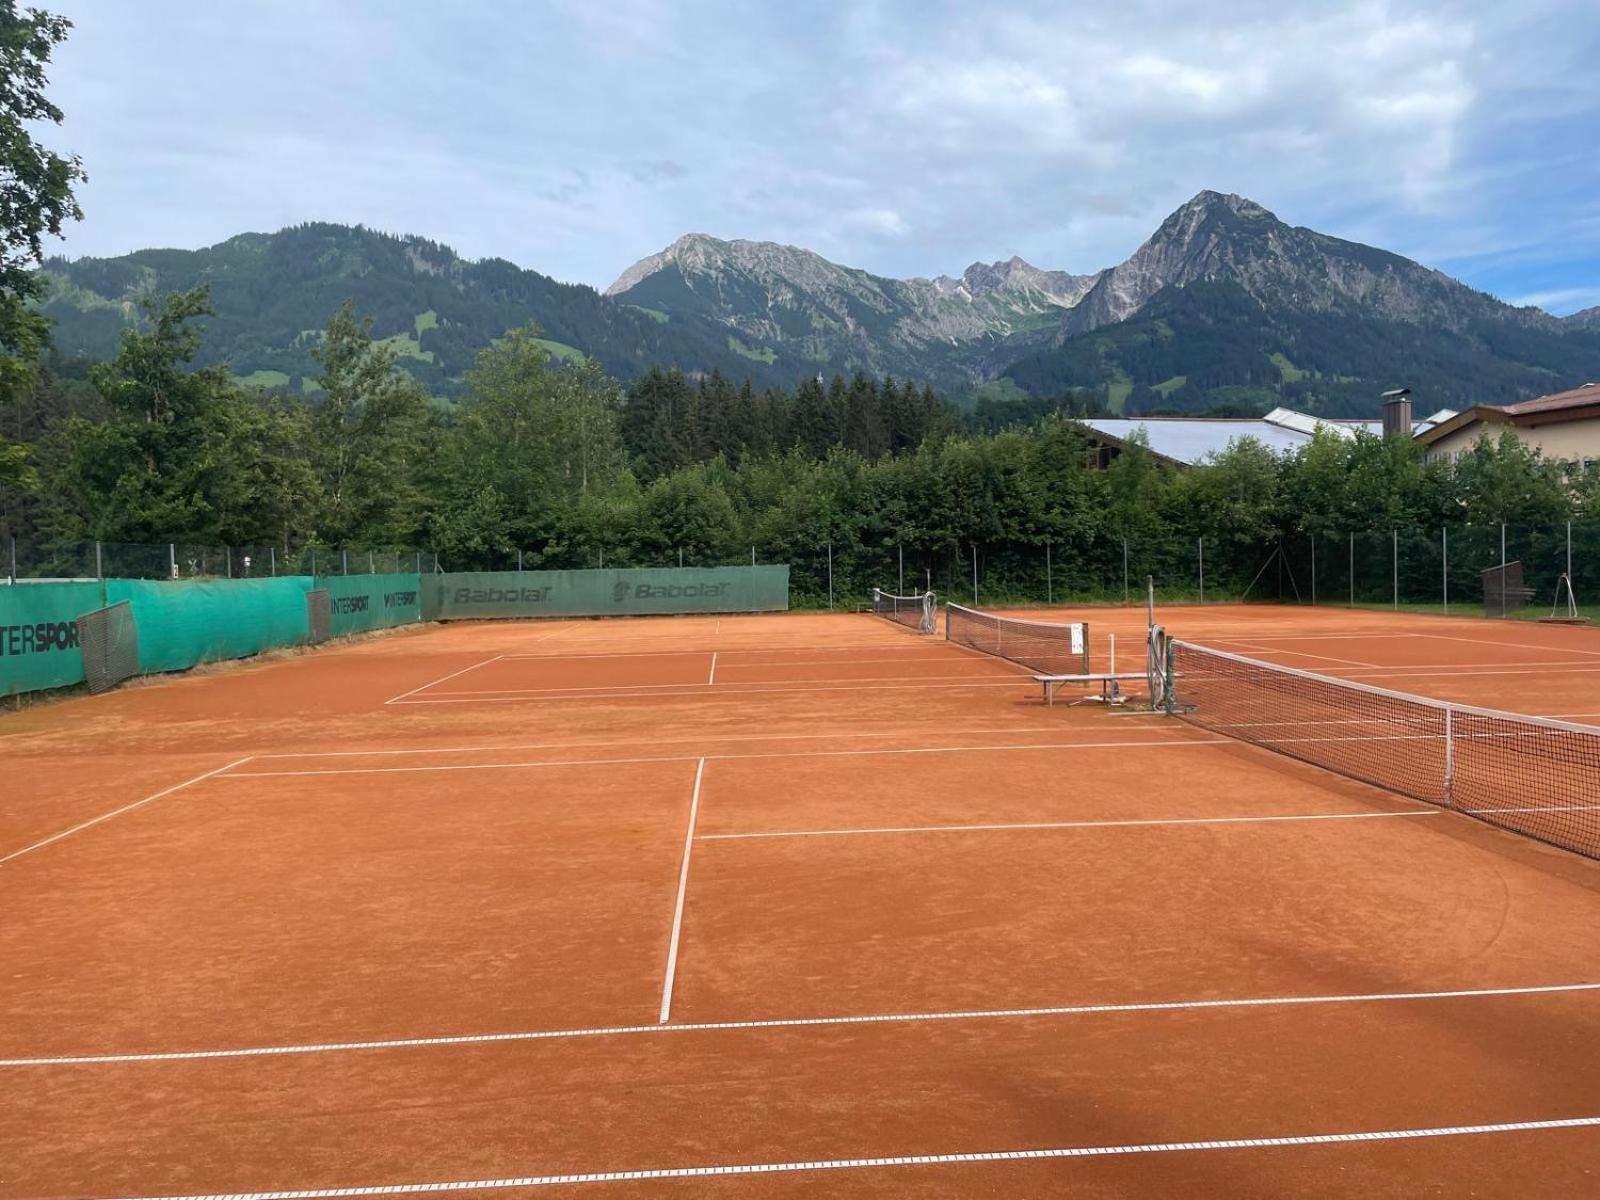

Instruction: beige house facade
[1415,383,1600,469]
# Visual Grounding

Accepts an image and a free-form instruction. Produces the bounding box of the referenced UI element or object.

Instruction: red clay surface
[5,603,1600,1198]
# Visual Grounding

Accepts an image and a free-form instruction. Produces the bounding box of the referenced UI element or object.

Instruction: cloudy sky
[42,0,1600,313]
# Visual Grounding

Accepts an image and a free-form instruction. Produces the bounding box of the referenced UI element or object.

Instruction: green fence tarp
[433,566,790,619]
[106,576,315,674]
[314,573,423,637]
[0,581,104,695]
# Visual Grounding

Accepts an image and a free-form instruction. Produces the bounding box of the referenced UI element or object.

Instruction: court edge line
[249,724,1173,760]
[659,758,705,1023]
[383,654,503,705]
[10,981,1598,1068]
[696,810,1440,841]
[388,679,1038,703]
[0,756,255,868]
[219,739,1231,778]
[92,1116,1600,1198]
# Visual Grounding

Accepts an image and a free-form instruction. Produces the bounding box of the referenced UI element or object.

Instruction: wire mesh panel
[306,588,332,645]
[946,603,1089,674]
[77,601,138,695]
[870,588,935,634]
[1168,639,1600,862]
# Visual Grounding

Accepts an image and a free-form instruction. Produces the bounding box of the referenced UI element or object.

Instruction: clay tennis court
[6,604,1600,1198]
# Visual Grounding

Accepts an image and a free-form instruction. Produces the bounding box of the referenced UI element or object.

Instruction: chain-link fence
[2,538,438,582]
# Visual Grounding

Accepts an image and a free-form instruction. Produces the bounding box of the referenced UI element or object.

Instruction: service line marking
[389,679,1041,704]
[8,981,1597,1067]
[423,672,1013,698]
[219,738,1230,778]
[383,654,504,705]
[697,809,1439,842]
[660,758,705,1023]
[82,1116,1600,1197]
[0,757,254,869]
[1414,631,1600,660]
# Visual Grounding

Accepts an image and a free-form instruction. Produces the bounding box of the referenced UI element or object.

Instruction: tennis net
[871,588,936,634]
[946,603,1089,675]
[1166,638,1600,862]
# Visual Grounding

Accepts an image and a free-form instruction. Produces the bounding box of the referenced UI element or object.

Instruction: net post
[1162,640,1177,714]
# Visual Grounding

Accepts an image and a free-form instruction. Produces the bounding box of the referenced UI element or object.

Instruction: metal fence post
[1046,542,1053,605]
[751,545,756,566]
[368,551,374,574]
[897,544,904,594]
[1392,529,1398,610]
[1122,537,1129,605]
[517,549,523,572]
[1349,532,1354,607]
[271,546,277,577]
[1500,521,1507,618]
[1567,520,1573,583]
[9,534,16,583]
[679,547,684,569]
[1442,527,1448,614]
[1198,537,1204,603]
[971,543,978,604]
[342,549,349,576]
[826,542,834,610]
[1310,536,1317,606]
[169,543,177,581]
[95,541,102,581]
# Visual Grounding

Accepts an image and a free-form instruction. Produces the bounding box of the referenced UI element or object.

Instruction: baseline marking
[0,757,254,869]
[390,679,1051,703]
[697,810,1439,842]
[422,672,1014,698]
[659,758,705,1023]
[9,981,1597,1067]
[383,654,504,705]
[1216,641,1380,669]
[90,1117,1600,1197]
[221,738,1231,778]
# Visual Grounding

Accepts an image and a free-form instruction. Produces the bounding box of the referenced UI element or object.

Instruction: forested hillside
[37,223,778,396]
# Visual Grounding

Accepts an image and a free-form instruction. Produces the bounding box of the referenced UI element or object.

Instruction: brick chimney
[1381,388,1412,439]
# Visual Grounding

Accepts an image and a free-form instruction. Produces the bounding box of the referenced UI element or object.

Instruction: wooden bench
[1034,672,1149,706]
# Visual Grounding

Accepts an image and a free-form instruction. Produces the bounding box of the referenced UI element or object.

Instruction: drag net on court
[1166,638,1600,863]
[946,603,1089,675]
[871,588,936,634]
[77,601,139,695]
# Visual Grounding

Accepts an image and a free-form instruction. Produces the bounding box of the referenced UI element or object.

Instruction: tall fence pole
[1500,521,1507,618]
[368,551,374,574]
[827,542,834,610]
[1567,520,1573,582]
[9,534,17,583]
[271,546,278,577]
[1122,537,1129,605]
[1046,542,1053,605]
[169,543,177,581]
[517,549,523,572]
[342,549,349,576]
[1392,529,1398,610]
[1442,527,1449,614]
[971,543,978,604]
[1310,536,1317,606]
[1348,532,1354,607]
[95,541,102,581]
[679,547,684,569]
[751,545,756,566]
[898,545,904,594]
[1198,537,1205,604]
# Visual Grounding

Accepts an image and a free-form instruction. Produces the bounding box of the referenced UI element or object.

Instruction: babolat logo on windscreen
[612,581,631,603]
[384,590,418,608]
[0,621,80,657]
[453,587,552,605]
[631,582,730,599]
[331,595,370,614]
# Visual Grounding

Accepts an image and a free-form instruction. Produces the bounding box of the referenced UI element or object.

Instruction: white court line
[696,810,1440,842]
[251,724,1164,761]
[660,758,705,1023]
[707,651,717,685]
[391,679,1042,703]
[500,644,953,662]
[424,672,1012,697]
[9,981,1597,1067]
[220,738,1230,778]
[1415,631,1600,659]
[1220,641,1380,669]
[86,1116,1600,1197]
[382,654,503,705]
[0,757,254,868]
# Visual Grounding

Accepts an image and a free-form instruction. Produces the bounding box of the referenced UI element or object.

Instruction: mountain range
[36,191,1600,418]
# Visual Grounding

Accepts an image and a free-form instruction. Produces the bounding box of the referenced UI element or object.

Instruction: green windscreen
[105,577,316,674]
[432,566,789,619]
[0,581,104,695]
[314,573,423,637]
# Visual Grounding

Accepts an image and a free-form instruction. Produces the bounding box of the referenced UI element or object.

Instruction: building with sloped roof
[1414,383,1600,470]
[1076,405,1456,468]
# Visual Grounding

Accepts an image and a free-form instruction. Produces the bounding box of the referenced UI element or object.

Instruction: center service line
[660,757,706,1023]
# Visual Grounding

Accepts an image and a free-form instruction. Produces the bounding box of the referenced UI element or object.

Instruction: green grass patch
[375,332,435,364]
[535,338,586,364]
[1269,352,1305,383]
[1153,375,1187,396]
[624,304,669,324]
[727,334,777,364]
[414,310,438,334]
[1105,370,1133,414]
[234,369,290,390]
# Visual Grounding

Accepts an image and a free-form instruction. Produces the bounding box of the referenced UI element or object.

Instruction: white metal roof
[1078,406,1458,466]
